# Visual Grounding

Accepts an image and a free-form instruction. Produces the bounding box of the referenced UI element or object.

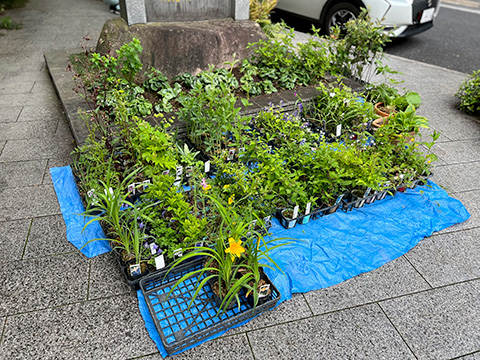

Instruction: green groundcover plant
[456,70,480,115]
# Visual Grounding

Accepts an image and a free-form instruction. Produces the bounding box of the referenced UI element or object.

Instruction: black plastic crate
[140,257,281,355]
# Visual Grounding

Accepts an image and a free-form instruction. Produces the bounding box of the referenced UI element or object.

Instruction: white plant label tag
[149,243,157,255]
[227,149,235,161]
[130,263,141,277]
[155,255,166,270]
[162,170,170,176]
[263,216,271,223]
[142,179,150,191]
[259,284,270,297]
[293,205,299,219]
[336,124,342,137]
[104,187,114,199]
[173,179,181,187]
[185,166,193,177]
[173,248,183,259]
[176,165,183,177]
[305,202,311,215]
[365,187,372,197]
[204,161,210,173]
[127,183,136,194]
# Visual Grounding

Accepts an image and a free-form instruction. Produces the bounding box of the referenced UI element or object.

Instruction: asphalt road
[386,2,480,75]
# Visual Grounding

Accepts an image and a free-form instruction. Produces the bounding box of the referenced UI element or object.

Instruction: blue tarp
[51,166,470,356]
[51,166,111,258]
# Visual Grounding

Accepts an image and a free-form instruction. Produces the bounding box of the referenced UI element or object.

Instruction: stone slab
[0,219,31,264]
[0,106,22,123]
[0,159,47,188]
[88,252,132,300]
[120,0,147,25]
[23,215,76,259]
[0,294,158,359]
[0,252,88,316]
[226,293,313,336]
[380,280,480,360]
[17,104,64,122]
[0,120,58,141]
[0,81,34,95]
[0,141,5,157]
[248,303,415,360]
[0,137,74,163]
[457,353,480,360]
[0,185,61,222]
[43,157,72,184]
[303,256,431,315]
[437,189,480,234]
[433,139,480,165]
[143,0,231,22]
[431,162,480,194]
[405,228,480,287]
[0,93,58,108]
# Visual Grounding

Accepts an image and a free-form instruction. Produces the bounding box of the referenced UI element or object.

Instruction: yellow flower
[203,184,211,193]
[225,237,245,261]
[223,184,230,189]
[410,138,415,142]
[228,196,234,205]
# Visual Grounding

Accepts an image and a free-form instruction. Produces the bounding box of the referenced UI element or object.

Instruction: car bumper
[385,21,434,37]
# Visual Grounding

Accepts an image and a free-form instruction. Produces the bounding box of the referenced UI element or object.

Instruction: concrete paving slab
[88,252,132,300]
[0,219,31,264]
[0,120,58,141]
[431,139,480,165]
[31,81,56,96]
[380,280,480,360]
[248,303,415,360]
[0,160,47,188]
[0,294,158,360]
[0,137,74,163]
[405,228,480,287]
[0,81,34,95]
[17,104,64,122]
[2,70,50,84]
[0,141,5,157]
[303,256,431,315]
[456,353,480,360]
[23,215,76,259]
[431,162,480,194]
[0,93,58,108]
[0,106,22,123]
[226,293,313,336]
[426,112,480,141]
[0,252,88,316]
[437,190,480,234]
[0,185,60,222]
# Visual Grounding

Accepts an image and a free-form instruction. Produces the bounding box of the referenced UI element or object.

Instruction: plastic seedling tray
[140,257,280,355]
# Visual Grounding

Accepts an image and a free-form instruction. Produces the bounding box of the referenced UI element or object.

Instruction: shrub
[456,70,480,115]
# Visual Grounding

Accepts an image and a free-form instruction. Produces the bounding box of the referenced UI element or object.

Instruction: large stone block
[96,17,266,79]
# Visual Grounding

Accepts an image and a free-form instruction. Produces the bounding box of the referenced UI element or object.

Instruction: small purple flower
[139,222,145,229]
[300,138,306,146]
[151,243,159,252]
[279,100,284,108]
[156,247,163,255]
[144,241,149,248]
[298,102,303,112]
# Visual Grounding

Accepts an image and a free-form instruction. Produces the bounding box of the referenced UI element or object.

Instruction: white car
[275,0,441,37]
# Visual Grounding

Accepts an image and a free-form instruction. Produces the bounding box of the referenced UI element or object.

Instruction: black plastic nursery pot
[297,213,311,225]
[140,257,280,355]
[278,209,297,229]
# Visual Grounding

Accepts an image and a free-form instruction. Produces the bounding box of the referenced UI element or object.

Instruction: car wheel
[324,3,360,35]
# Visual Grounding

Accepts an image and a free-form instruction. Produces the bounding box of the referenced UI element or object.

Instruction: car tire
[324,2,360,35]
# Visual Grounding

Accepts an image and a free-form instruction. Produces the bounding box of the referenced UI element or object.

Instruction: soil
[211,280,229,299]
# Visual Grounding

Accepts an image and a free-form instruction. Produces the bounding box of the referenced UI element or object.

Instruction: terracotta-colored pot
[374,102,397,118]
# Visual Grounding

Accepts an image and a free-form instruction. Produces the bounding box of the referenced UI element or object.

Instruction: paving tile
[248,303,415,360]
[0,81,34,95]
[0,137,74,162]
[405,228,480,287]
[226,293,313,336]
[88,252,132,300]
[0,185,60,222]
[427,112,480,141]
[2,70,50,84]
[0,93,58,107]
[0,106,22,123]
[436,189,480,234]
[0,252,88,316]
[431,162,480,194]
[456,353,480,360]
[0,219,31,264]
[0,120,58,141]
[0,293,158,359]
[0,159,47,188]
[433,140,480,165]
[23,215,76,259]
[303,256,431,315]
[0,141,5,156]
[380,281,480,360]
[31,81,57,95]
[17,104,64,122]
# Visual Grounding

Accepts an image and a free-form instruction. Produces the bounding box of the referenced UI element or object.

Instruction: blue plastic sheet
[138,180,469,357]
[50,166,111,258]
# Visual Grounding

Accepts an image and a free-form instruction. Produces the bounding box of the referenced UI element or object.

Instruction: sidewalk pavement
[0,1,479,359]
